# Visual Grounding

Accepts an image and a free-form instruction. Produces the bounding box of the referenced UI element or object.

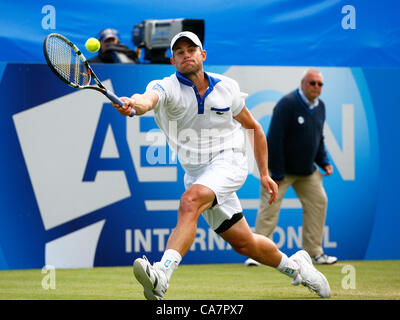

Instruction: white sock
[157,249,182,281]
[276,253,299,279]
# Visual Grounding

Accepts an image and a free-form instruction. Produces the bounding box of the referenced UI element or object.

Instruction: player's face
[170,39,206,76]
[301,71,324,102]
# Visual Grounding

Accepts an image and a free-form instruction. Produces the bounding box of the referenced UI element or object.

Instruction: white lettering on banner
[125,229,132,253]
[127,226,335,253]
[209,230,230,250]
[128,228,232,253]
[322,226,338,248]
[324,104,355,180]
[134,229,152,252]
[287,226,302,249]
[272,226,337,249]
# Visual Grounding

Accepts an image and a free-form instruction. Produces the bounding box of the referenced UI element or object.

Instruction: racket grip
[106,91,136,117]
[129,109,136,117]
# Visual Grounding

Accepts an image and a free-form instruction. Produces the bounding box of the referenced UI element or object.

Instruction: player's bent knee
[178,194,202,222]
[230,238,254,256]
[179,187,214,217]
[179,195,193,212]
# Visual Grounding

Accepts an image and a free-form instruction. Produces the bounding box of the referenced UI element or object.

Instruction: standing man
[246,69,337,267]
[114,33,330,299]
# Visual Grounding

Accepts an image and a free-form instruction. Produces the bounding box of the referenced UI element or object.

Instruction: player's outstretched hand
[261,175,278,204]
[112,97,135,117]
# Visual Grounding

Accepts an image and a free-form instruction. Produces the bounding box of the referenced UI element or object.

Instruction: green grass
[0,261,399,300]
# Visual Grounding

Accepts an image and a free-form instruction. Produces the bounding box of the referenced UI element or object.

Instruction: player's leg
[165,184,215,256]
[220,217,294,270]
[219,216,307,288]
[133,183,215,300]
[219,216,330,298]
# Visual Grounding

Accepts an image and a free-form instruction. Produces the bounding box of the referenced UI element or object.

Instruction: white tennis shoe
[290,250,330,298]
[133,256,169,300]
[244,258,261,267]
[312,253,338,265]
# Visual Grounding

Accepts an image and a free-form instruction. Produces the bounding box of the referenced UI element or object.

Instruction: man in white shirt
[114,32,330,299]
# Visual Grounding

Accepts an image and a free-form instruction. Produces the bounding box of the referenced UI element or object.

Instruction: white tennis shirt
[146,71,248,174]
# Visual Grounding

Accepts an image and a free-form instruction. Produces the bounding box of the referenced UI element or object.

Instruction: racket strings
[46,36,89,87]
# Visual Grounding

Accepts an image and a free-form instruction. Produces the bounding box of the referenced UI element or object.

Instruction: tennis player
[114,31,330,299]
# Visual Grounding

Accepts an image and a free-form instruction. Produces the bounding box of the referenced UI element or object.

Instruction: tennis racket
[43,33,135,117]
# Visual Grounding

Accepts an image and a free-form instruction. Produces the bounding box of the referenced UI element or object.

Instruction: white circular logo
[298,116,304,124]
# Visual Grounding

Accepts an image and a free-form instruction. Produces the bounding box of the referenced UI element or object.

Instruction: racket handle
[106,91,136,117]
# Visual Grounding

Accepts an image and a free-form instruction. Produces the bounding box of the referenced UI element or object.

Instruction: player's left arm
[234,106,278,203]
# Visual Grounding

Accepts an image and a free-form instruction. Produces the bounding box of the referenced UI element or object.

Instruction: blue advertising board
[1,63,399,270]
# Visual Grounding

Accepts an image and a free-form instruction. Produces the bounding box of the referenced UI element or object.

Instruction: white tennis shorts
[183,149,248,233]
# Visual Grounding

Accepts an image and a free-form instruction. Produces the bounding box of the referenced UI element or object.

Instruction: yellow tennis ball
[85,38,101,53]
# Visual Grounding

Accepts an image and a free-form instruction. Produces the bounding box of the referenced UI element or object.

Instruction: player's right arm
[114,91,159,116]
[234,106,278,204]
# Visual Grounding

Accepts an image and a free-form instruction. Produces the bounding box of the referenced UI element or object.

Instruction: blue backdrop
[1,1,400,270]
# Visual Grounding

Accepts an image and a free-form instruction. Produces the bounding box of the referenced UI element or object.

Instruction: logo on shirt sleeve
[152,83,166,95]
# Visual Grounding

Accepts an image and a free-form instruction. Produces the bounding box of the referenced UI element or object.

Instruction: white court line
[144,198,302,211]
